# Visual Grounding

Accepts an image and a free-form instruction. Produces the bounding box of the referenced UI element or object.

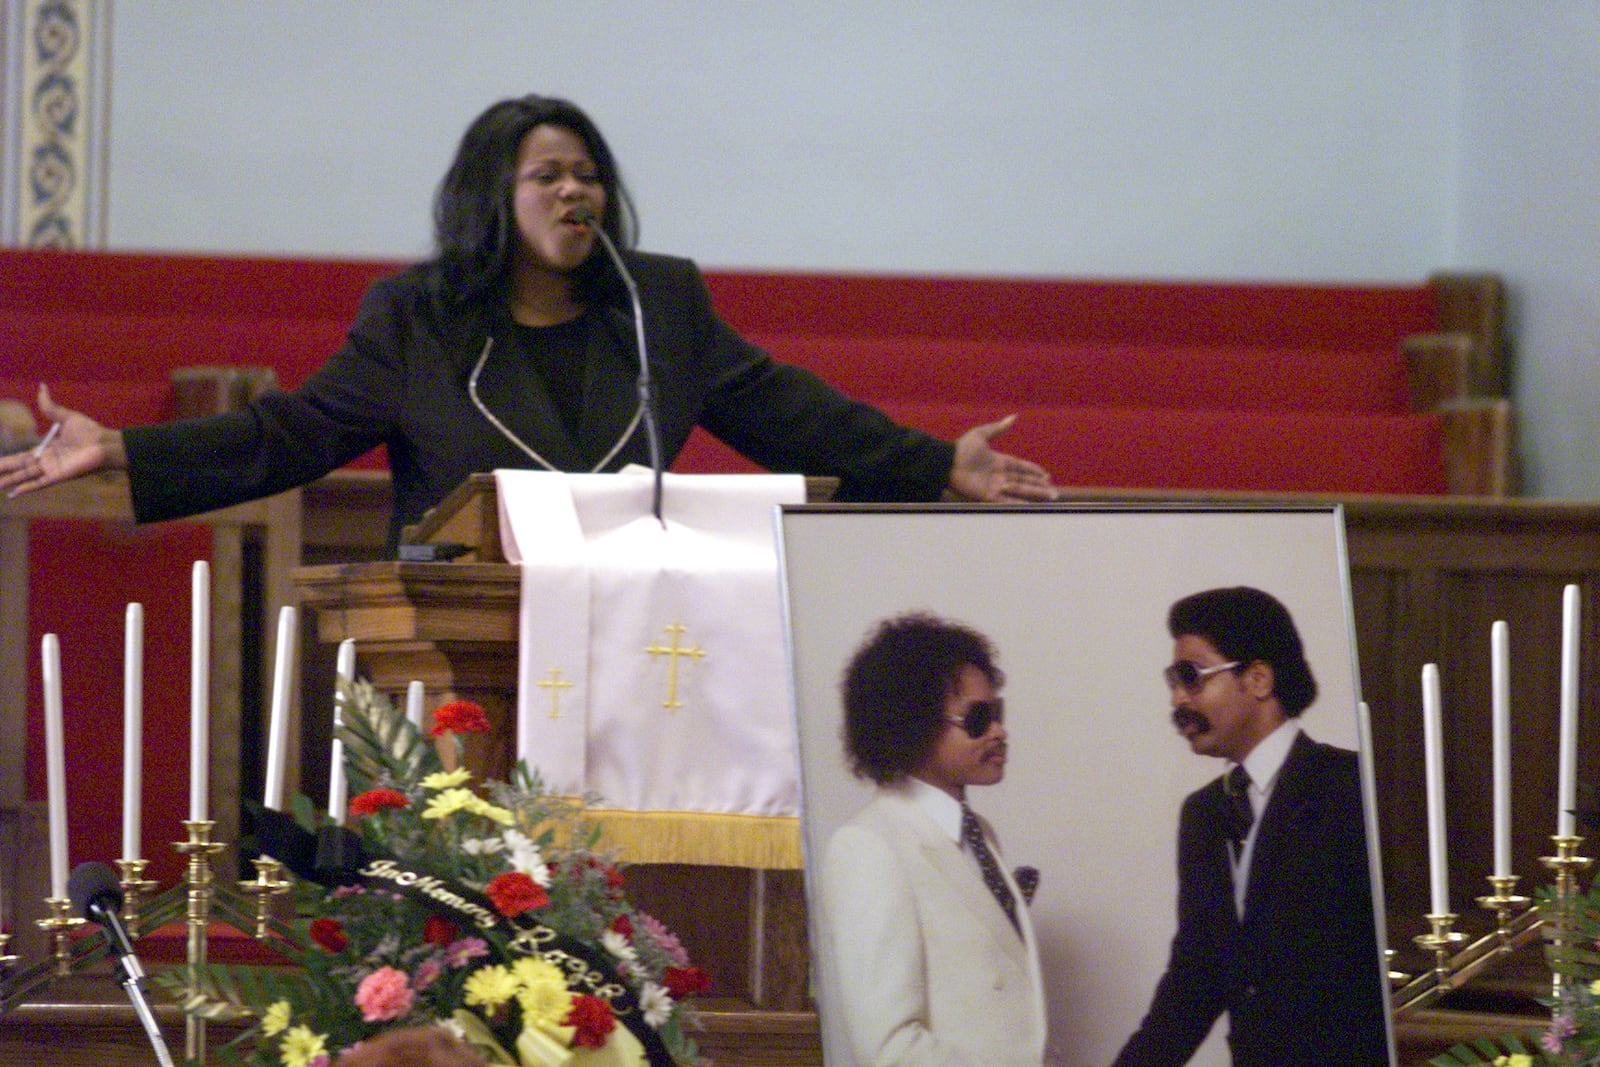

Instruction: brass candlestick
[1541,834,1593,999]
[1476,873,1533,947]
[36,898,85,976]
[174,819,227,1065]
[0,931,19,971]
[115,858,159,938]
[238,856,291,940]
[1413,912,1469,992]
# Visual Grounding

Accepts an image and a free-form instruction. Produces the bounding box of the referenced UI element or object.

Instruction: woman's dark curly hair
[430,94,638,306]
[840,612,1003,785]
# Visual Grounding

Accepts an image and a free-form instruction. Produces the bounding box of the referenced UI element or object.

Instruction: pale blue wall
[1454,1,1600,498]
[99,2,1600,496]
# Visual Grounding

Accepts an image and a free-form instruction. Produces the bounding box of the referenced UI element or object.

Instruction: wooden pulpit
[292,473,829,1066]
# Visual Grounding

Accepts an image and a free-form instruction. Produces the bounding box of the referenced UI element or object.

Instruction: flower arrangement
[163,682,711,1067]
[1431,880,1600,1067]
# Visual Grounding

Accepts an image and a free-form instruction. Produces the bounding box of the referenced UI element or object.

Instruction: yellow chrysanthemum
[259,999,291,1037]
[422,787,478,821]
[279,1024,328,1067]
[1492,1055,1533,1067]
[463,964,520,1010]
[472,799,516,826]
[515,964,576,1033]
[421,768,472,791]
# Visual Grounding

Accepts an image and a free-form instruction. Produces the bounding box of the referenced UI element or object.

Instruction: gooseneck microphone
[68,861,177,1067]
[572,205,665,524]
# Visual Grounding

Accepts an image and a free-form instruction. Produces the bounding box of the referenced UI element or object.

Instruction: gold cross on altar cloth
[644,622,707,711]
[536,667,574,719]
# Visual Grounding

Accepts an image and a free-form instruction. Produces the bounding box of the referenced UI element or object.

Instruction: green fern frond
[151,962,293,1024]
[1429,1036,1535,1065]
[336,678,441,793]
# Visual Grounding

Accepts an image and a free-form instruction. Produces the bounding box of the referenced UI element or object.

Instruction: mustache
[1171,706,1211,735]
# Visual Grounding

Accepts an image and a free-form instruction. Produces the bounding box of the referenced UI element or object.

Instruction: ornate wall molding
[2,0,110,248]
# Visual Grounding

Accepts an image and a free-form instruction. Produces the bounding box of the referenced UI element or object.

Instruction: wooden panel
[1345,500,1600,976]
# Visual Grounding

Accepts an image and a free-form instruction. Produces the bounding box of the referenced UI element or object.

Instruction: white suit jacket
[819,784,1048,1067]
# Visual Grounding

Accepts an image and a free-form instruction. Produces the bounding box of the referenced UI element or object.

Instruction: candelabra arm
[1541,836,1594,1001]
[115,857,158,939]
[175,819,226,1065]
[239,856,291,941]
[35,898,85,977]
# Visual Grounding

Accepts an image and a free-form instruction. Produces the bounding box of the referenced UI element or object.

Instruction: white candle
[1422,663,1450,915]
[1491,621,1512,876]
[190,560,210,823]
[122,603,144,861]
[42,634,68,900]
[1558,584,1581,838]
[263,605,297,810]
[406,679,425,730]
[329,639,355,825]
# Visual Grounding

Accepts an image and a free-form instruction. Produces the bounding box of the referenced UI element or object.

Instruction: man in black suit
[1112,586,1391,1067]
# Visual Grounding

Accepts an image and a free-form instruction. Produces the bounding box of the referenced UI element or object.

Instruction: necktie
[961,804,1020,935]
[1224,764,1254,845]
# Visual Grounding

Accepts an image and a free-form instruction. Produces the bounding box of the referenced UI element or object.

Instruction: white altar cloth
[495,470,806,820]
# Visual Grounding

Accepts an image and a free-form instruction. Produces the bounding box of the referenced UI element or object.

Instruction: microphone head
[570,205,598,227]
[68,861,125,919]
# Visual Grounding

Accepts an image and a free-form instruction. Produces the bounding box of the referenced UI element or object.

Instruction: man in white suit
[820,612,1048,1067]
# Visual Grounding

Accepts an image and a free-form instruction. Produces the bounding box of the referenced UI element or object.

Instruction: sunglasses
[1163,660,1242,693]
[946,698,1004,739]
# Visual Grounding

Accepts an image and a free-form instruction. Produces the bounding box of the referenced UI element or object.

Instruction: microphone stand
[583,215,665,525]
[112,950,177,1067]
[79,893,176,1067]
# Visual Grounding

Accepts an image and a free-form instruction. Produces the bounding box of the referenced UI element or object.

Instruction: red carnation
[664,966,713,998]
[429,700,492,737]
[348,787,410,818]
[485,871,550,917]
[609,914,634,940]
[565,995,617,1049]
[423,914,458,946]
[308,917,348,953]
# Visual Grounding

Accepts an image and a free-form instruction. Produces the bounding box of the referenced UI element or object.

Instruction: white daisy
[502,829,552,886]
[601,928,638,965]
[638,982,673,1028]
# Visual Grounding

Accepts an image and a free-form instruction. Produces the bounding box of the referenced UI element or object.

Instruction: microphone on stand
[68,861,177,1067]
[573,205,665,524]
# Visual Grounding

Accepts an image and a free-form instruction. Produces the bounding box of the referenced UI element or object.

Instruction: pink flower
[637,912,689,967]
[445,937,490,968]
[354,966,414,1023]
[1542,1012,1577,1054]
[413,957,444,991]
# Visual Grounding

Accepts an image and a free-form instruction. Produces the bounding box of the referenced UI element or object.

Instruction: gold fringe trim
[578,809,802,869]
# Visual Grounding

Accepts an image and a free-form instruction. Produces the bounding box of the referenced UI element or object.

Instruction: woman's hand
[0,384,123,499]
[946,414,1058,502]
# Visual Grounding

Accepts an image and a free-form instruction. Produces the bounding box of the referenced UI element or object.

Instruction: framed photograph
[778,503,1393,1067]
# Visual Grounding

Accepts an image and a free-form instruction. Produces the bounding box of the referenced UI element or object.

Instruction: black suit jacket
[124,252,955,549]
[1112,732,1391,1067]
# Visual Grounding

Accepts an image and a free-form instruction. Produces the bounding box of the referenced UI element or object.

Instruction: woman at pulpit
[0,94,1056,551]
